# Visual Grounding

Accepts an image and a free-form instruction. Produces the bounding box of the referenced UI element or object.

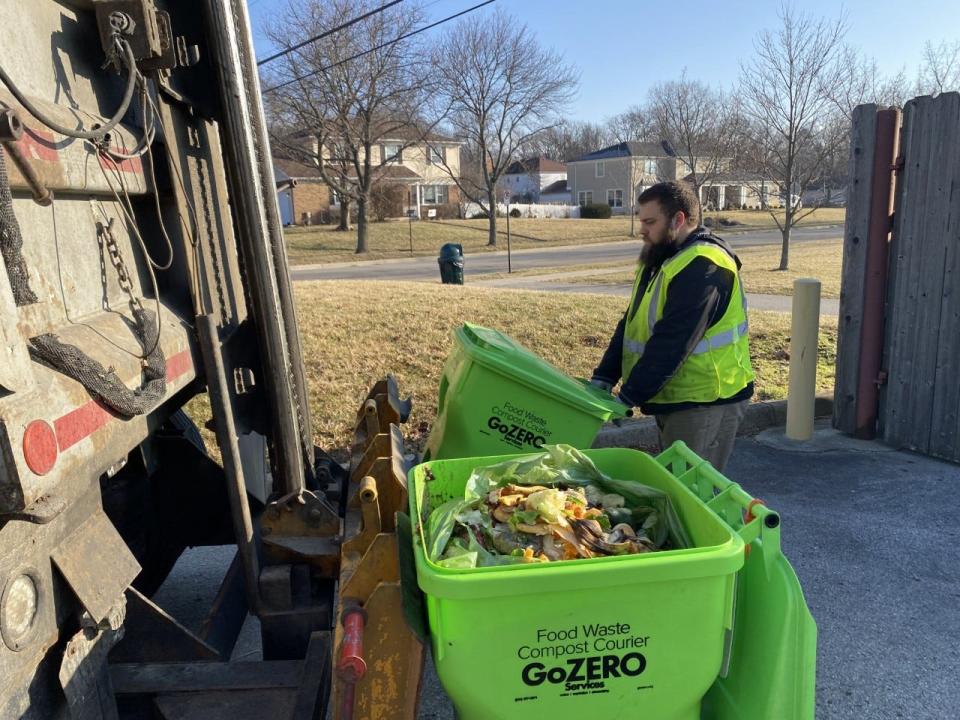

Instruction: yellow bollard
[786,278,822,440]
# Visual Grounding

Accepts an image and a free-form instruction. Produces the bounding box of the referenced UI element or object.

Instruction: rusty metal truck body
[0,1,413,718]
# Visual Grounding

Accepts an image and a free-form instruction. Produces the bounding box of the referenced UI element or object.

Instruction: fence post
[833,104,877,434]
[787,279,822,441]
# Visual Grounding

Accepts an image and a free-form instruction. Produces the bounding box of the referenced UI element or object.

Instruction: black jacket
[592,228,754,415]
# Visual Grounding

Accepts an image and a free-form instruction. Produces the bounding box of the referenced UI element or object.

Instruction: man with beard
[590,182,754,471]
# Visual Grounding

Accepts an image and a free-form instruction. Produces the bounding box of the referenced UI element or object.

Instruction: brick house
[272,128,463,224]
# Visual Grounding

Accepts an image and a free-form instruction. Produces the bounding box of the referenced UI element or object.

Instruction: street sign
[502,191,510,203]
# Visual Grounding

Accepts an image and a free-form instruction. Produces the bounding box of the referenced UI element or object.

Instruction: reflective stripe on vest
[629,244,750,357]
[620,239,755,405]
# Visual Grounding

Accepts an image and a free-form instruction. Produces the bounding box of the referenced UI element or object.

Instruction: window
[577,190,593,206]
[422,185,448,204]
[607,189,623,208]
[330,189,341,206]
[595,161,604,178]
[644,159,658,176]
[383,143,401,164]
[427,145,443,164]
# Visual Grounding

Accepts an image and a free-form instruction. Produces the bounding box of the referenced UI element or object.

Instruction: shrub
[580,202,612,219]
[509,207,521,218]
[369,184,407,221]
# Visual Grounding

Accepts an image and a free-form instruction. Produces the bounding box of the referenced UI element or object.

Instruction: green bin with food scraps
[408,444,817,720]
[422,323,630,461]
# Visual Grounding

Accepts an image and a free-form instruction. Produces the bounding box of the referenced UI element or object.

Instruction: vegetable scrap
[423,445,692,568]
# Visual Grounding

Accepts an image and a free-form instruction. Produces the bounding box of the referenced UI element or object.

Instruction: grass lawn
[284,209,846,265]
[190,281,838,459]
[702,207,845,230]
[558,238,843,298]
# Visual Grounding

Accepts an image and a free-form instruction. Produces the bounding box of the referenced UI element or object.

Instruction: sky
[246,0,960,124]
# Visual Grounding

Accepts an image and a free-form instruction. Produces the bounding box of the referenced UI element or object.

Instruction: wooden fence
[835,93,960,462]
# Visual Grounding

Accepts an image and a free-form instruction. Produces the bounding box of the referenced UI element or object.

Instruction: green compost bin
[423,323,630,461]
[408,444,817,720]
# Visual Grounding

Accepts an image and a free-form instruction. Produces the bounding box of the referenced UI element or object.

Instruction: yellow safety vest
[622,241,755,405]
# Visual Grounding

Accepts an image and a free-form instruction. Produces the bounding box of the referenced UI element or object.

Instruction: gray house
[566,142,678,214]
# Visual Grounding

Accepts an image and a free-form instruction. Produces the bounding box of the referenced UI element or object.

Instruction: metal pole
[506,196,512,273]
[204,0,311,494]
[197,314,261,613]
[786,279,822,440]
[855,107,900,440]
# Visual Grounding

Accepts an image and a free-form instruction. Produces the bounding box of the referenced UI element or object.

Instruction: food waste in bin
[426,445,692,568]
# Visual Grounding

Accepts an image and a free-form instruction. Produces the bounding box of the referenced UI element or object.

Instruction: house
[272,127,463,224]
[687,172,783,211]
[499,157,567,203]
[274,167,298,226]
[566,142,678,214]
[272,155,328,226]
[539,179,571,205]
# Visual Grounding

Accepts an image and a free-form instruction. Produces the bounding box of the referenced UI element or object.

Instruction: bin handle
[654,441,783,574]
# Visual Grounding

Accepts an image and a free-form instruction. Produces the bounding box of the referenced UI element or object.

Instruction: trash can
[438,243,464,285]
[423,323,630,461]
[408,444,817,720]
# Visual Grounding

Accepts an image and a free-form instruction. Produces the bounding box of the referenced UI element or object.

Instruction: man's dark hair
[637,182,700,226]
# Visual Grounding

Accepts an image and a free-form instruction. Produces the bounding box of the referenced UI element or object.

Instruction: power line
[263,0,496,94]
[257,0,405,66]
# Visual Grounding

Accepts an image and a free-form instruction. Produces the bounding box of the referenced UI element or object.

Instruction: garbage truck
[0,1,816,719]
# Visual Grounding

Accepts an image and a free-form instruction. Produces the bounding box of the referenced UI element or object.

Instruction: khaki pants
[655,401,747,472]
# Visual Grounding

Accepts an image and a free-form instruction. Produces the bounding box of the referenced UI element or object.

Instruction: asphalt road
[290,225,842,282]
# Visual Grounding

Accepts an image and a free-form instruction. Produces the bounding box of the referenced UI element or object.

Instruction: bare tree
[427,8,577,246]
[738,3,848,270]
[606,106,658,144]
[917,39,960,95]
[521,121,612,162]
[646,70,741,222]
[834,48,911,112]
[262,0,430,253]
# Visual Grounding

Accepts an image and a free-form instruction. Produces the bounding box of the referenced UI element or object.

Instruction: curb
[591,393,834,449]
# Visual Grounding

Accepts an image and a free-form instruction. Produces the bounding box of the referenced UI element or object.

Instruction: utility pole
[408,208,414,255]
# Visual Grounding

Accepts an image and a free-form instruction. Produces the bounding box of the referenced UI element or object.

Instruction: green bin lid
[454,323,629,420]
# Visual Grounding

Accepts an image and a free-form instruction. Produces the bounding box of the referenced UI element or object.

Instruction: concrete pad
[755,420,898,454]
[417,431,960,719]
[724,436,960,720]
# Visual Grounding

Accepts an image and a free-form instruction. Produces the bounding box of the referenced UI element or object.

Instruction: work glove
[589,377,614,393]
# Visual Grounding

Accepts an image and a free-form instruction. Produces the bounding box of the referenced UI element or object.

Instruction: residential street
[289,225,842,313]
[290,225,842,282]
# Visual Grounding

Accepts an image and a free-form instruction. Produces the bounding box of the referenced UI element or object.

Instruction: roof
[505,157,567,175]
[569,141,674,163]
[540,179,569,194]
[284,123,461,145]
[272,155,423,183]
[370,165,422,181]
[273,157,320,179]
[682,171,773,184]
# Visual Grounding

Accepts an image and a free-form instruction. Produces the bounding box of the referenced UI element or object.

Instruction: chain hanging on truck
[28,218,167,417]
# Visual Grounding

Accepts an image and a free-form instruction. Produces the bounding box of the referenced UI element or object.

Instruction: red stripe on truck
[51,350,194,451]
[18,128,59,162]
[54,402,114,451]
